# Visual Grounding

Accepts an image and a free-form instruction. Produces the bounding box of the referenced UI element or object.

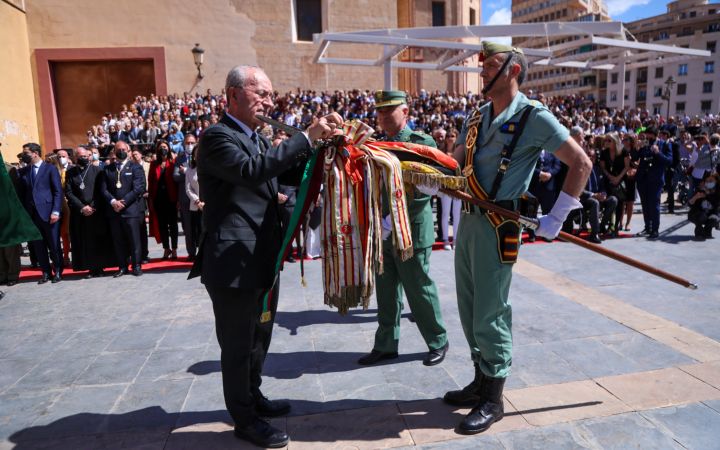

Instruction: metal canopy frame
[312,22,712,91]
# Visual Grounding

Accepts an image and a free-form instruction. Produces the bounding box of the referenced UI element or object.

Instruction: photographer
[688,133,718,194]
[688,173,720,240]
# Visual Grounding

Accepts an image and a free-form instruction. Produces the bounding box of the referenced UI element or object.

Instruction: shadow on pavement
[188,350,429,380]
[274,308,412,336]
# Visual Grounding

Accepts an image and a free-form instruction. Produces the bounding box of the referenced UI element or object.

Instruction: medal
[79,182,85,190]
[116,181,122,188]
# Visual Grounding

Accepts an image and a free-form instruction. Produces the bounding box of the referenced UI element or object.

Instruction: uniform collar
[388,125,411,142]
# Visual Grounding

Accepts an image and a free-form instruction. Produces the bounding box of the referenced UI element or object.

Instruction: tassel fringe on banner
[301,120,463,314]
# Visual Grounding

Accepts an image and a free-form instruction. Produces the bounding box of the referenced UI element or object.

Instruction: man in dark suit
[99,141,147,277]
[16,143,64,283]
[528,148,562,241]
[190,65,341,448]
[636,127,673,239]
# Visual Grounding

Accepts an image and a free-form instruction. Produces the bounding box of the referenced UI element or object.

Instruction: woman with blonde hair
[599,131,630,236]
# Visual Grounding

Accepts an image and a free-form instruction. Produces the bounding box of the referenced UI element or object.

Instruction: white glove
[535,191,582,240]
[416,183,440,196]
[381,215,392,240]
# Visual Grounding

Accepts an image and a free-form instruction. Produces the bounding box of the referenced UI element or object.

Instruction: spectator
[184,144,202,262]
[688,172,719,240]
[148,140,179,259]
[622,134,640,231]
[598,132,629,236]
[16,143,64,283]
[174,134,198,259]
[635,127,673,239]
[100,141,146,277]
[64,146,115,277]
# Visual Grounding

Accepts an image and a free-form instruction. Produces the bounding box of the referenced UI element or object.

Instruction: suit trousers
[637,180,663,234]
[205,284,279,427]
[109,216,143,269]
[0,244,21,283]
[179,205,197,257]
[29,209,63,276]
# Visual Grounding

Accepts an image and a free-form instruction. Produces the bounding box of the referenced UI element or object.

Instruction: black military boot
[443,363,484,407]
[456,376,505,435]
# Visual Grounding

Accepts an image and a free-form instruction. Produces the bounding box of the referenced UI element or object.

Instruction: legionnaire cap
[479,41,524,62]
[374,90,407,109]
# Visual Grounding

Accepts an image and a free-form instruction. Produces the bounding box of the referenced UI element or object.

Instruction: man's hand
[49,214,60,224]
[651,144,660,154]
[81,205,95,216]
[535,192,582,240]
[539,171,552,182]
[307,112,343,141]
[112,200,126,212]
[593,192,607,202]
[278,193,288,204]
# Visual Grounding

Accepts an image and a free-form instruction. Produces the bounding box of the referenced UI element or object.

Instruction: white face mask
[184,144,195,154]
[60,157,68,167]
[706,181,716,190]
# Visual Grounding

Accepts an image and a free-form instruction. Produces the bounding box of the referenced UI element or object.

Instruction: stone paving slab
[0,211,719,448]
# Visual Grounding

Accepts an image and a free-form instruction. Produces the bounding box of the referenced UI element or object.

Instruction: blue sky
[481,0,715,26]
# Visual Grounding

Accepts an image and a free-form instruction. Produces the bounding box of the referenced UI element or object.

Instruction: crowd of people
[1,88,719,288]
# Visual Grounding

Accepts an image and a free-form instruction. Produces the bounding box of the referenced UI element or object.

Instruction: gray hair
[570,126,584,137]
[225,65,263,92]
[503,52,527,86]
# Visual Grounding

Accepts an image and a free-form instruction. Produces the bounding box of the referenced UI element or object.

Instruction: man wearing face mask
[688,174,720,239]
[173,134,197,259]
[635,127,672,239]
[65,146,114,277]
[16,143,65,283]
[55,148,73,265]
[99,141,147,277]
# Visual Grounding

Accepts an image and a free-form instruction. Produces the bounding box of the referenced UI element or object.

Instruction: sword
[255,114,303,136]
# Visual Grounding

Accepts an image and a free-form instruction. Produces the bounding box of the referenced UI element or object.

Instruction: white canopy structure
[312,21,711,106]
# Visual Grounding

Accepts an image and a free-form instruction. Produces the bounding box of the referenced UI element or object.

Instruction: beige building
[0,0,480,160]
[605,0,720,116]
[512,0,611,100]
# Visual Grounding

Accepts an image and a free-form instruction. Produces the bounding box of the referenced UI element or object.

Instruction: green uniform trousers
[454,211,515,378]
[373,244,448,353]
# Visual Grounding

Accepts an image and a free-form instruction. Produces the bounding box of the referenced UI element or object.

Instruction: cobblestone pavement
[1,208,719,449]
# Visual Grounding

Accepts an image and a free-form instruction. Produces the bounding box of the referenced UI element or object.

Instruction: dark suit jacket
[529,150,562,194]
[637,140,673,186]
[99,161,147,218]
[192,113,311,289]
[16,162,63,221]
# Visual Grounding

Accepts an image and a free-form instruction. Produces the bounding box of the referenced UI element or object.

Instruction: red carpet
[19,257,194,281]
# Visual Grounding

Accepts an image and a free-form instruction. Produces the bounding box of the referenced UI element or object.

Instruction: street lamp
[662,76,676,120]
[191,43,205,79]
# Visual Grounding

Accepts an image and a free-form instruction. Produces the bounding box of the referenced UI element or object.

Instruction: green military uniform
[456,79,569,378]
[372,91,448,354]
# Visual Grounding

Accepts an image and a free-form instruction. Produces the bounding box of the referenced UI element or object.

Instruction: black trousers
[189,210,202,257]
[29,210,63,276]
[154,198,178,250]
[205,283,279,427]
[109,216,142,269]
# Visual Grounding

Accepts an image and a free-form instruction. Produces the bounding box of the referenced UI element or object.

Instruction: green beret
[480,41,524,61]
[374,90,407,108]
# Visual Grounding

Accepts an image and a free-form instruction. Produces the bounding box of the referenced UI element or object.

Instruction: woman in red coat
[148,140,178,259]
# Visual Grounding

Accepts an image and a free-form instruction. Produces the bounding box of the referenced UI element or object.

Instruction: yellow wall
[0,1,40,162]
[24,0,398,95]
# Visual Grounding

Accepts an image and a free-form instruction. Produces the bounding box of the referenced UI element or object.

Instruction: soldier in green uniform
[443,42,591,434]
[357,90,449,367]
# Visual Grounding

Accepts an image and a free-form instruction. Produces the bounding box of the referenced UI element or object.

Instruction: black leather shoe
[456,376,505,435]
[6,281,17,287]
[132,266,143,276]
[635,229,649,237]
[38,273,50,284]
[444,363,484,407]
[255,394,291,417]
[234,417,289,448]
[357,349,399,365]
[423,342,448,366]
[51,273,62,284]
[587,233,602,244]
[648,231,659,239]
[113,269,127,278]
